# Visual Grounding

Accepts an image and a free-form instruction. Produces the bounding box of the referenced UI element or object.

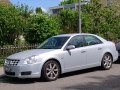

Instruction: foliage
[58,0,120,41]
[36,7,43,13]
[0,59,4,66]
[82,0,120,40]
[59,0,87,5]
[1,0,120,46]
[25,13,61,44]
[58,10,78,33]
[0,5,28,46]
[0,4,61,45]
[60,0,78,5]
[16,4,33,18]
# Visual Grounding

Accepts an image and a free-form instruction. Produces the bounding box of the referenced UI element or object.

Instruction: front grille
[5,59,20,66]
[5,71,15,76]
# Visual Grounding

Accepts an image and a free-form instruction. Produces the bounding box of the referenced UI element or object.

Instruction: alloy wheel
[102,53,112,70]
[46,63,59,80]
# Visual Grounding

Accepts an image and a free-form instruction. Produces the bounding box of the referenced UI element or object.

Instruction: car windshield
[37,36,70,49]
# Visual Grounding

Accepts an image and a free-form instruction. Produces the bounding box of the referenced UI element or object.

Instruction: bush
[25,14,61,44]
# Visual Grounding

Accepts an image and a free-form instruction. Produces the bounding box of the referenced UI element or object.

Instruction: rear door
[83,35,104,66]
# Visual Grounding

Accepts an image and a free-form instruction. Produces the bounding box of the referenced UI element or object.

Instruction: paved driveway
[0,61,120,90]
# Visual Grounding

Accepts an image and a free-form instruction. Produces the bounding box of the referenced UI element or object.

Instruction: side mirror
[66,45,75,50]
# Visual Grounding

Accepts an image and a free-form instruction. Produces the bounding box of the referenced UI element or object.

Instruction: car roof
[54,33,107,42]
[54,33,95,37]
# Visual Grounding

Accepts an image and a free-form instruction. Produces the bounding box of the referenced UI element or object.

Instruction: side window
[67,36,84,48]
[84,35,102,46]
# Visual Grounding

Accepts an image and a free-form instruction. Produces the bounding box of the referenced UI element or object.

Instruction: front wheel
[41,60,60,81]
[101,53,113,70]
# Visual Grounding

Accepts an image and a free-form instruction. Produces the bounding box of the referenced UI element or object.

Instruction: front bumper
[4,63,42,78]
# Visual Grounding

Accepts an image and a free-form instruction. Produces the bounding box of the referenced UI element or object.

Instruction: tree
[58,0,120,41]
[25,13,61,44]
[60,0,78,5]
[36,7,43,13]
[0,5,26,46]
[58,10,78,33]
[16,4,33,18]
[82,0,120,40]
[0,4,61,45]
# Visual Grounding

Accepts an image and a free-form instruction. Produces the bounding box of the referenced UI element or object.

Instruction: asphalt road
[0,61,120,90]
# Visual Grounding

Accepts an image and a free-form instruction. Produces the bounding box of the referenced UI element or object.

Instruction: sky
[10,0,62,11]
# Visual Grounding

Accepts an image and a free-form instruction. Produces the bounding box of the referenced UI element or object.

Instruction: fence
[0,44,39,65]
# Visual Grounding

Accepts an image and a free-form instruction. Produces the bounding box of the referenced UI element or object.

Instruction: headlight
[23,55,39,64]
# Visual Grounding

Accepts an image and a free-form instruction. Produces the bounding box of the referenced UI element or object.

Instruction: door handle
[98,47,102,50]
[81,51,86,53]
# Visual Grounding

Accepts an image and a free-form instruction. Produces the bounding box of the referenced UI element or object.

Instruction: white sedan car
[4,33,118,81]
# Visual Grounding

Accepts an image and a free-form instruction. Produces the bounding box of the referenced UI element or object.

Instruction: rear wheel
[101,53,113,70]
[41,60,60,81]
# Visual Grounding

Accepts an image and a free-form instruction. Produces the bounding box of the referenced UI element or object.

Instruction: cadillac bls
[4,33,118,81]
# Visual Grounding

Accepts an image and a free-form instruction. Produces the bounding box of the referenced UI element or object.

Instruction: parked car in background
[116,41,120,58]
[4,33,118,81]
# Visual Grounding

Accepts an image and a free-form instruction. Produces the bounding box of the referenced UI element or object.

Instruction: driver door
[63,35,87,72]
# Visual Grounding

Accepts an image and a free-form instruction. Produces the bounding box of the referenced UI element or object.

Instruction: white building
[49,0,113,15]
[49,1,89,15]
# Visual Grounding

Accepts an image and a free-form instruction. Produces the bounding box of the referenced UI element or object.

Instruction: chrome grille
[5,59,20,66]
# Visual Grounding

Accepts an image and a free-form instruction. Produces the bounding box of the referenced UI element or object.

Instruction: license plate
[5,66,11,72]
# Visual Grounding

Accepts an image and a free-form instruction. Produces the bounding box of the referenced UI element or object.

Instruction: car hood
[7,49,59,60]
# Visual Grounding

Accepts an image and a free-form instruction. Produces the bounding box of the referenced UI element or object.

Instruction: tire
[101,53,113,70]
[41,60,60,81]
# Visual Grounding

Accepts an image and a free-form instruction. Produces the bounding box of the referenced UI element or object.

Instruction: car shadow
[60,66,102,79]
[0,75,46,84]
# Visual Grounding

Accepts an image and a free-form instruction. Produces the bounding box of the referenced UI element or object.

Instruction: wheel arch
[42,58,62,74]
[103,52,113,61]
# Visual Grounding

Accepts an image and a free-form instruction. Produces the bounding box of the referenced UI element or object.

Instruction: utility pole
[78,0,81,33]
